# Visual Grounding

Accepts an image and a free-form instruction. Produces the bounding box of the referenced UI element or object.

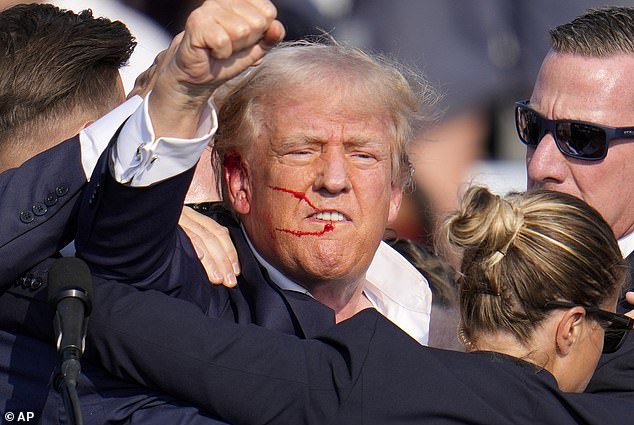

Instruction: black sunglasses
[544,301,634,354]
[515,100,634,161]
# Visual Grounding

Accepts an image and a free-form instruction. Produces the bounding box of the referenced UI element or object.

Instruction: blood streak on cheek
[269,186,335,237]
[269,186,318,210]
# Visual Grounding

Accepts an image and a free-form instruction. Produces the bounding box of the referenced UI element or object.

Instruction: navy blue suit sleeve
[86,279,372,424]
[0,137,85,291]
[75,148,208,297]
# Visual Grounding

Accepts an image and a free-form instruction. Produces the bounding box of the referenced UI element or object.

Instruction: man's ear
[554,307,586,356]
[224,152,250,214]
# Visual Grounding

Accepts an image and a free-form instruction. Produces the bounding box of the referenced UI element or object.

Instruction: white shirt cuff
[80,95,144,180]
[111,91,218,187]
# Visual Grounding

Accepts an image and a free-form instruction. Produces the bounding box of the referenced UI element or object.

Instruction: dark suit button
[55,184,69,197]
[14,277,24,287]
[88,192,97,206]
[92,183,102,201]
[45,192,58,207]
[32,203,48,216]
[30,278,43,290]
[20,210,34,223]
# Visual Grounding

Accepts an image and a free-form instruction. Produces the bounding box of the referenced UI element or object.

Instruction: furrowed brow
[276,135,323,150]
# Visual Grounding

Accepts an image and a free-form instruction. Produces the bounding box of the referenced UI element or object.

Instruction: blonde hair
[444,187,627,346]
[212,39,439,200]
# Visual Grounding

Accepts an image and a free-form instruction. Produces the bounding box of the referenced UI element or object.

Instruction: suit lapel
[277,288,336,338]
[209,208,335,338]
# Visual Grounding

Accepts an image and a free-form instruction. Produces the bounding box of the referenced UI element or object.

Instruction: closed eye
[352,152,375,159]
[287,150,314,156]
[349,149,381,165]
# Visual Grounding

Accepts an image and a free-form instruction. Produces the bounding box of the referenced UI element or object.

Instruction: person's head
[212,40,437,292]
[445,186,628,392]
[519,6,634,239]
[0,4,135,171]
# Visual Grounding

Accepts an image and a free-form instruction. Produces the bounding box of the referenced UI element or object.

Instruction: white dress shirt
[79,94,217,186]
[79,95,142,179]
[110,92,217,186]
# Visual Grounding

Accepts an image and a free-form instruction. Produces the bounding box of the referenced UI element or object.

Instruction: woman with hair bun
[446,187,629,392]
[86,187,634,424]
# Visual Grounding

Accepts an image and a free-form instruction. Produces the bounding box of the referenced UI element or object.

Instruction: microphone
[48,257,92,425]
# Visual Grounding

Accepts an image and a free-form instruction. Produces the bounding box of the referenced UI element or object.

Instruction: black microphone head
[48,257,93,313]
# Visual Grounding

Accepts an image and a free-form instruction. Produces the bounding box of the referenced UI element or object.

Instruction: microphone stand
[55,347,84,425]
[49,270,92,425]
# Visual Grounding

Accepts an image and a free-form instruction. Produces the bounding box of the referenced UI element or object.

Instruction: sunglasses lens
[556,123,607,160]
[516,107,541,146]
[603,328,627,353]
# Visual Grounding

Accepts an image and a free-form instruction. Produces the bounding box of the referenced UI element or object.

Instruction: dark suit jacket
[0,137,84,291]
[83,279,634,425]
[585,252,634,398]
[0,136,85,420]
[0,139,229,423]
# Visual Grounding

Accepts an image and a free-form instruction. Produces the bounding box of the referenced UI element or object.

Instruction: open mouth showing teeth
[310,211,347,221]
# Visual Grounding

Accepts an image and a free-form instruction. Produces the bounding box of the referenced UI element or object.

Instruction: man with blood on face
[213,41,435,325]
[226,80,401,319]
[76,38,435,347]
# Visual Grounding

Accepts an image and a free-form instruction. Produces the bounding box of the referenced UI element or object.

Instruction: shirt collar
[619,230,634,259]
[364,241,432,345]
[242,226,432,344]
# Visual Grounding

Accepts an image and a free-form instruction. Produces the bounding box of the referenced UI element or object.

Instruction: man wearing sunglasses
[514,6,634,398]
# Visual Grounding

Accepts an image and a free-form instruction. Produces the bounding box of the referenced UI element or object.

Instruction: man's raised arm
[76,0,284,291]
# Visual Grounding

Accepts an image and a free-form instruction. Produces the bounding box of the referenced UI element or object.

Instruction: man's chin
[292,252,366,282]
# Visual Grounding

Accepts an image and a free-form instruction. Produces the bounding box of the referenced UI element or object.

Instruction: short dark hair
[0,4,135,148]
[550,6,634,56]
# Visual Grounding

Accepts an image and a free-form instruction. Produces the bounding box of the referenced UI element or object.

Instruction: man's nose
[314,150,351,194]
[526,133,567,188]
